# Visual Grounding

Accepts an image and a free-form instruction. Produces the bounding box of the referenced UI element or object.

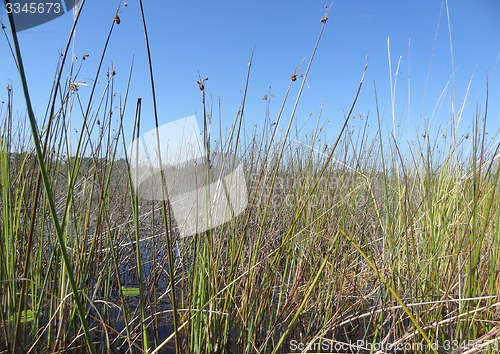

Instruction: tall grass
[1,1,500,353]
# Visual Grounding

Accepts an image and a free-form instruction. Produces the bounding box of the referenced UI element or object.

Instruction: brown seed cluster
[113,14,121,24]
[290,73,297,81]
[196,76,209,91]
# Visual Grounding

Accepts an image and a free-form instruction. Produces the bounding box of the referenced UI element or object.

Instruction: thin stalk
[138,1,180,352]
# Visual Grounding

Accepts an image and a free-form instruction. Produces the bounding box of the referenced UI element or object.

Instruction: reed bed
[1,1,500,353]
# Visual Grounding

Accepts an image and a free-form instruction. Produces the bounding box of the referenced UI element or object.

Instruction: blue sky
[1,0,500,158]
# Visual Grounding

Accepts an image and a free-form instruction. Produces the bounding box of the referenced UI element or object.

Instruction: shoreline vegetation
[2,1,500,353]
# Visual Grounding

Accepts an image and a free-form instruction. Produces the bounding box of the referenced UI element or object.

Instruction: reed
[1,1,499,353]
